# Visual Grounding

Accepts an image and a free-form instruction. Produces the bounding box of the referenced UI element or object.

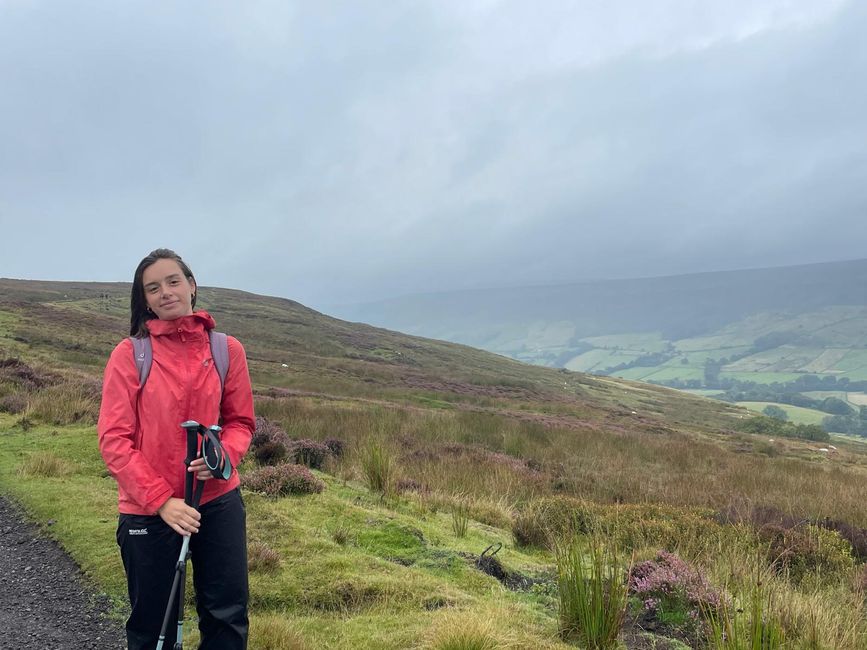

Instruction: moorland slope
[1,278,866,648]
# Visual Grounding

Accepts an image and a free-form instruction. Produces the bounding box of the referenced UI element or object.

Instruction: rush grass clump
[706,579,785,650]
[26,379,100,425]
[555,538,629,649]
[18,450,70,478]
[247,540,281,573]
[451,497,469,539]
[242,463,324,497]
[359,437,397,495]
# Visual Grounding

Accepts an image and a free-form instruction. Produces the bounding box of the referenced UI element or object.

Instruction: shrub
[290,438,331,470]
[241,463,324,497]
[0,392,27,414]
[254,441,288,466]
[556,538,629,648]
[759,523,854,584]
[252,416,291,449]
[323,437,345,459]
[818,517,867,562]
[247,540,281,573]
[396,477,426,493]
[359,438,396,494]
[0,358,57,391]
[629,550,724,644]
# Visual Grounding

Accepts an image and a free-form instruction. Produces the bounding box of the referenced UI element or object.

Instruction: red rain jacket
[98,311,255,515]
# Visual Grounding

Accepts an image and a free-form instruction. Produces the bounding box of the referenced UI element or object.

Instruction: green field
[736,402,828,426]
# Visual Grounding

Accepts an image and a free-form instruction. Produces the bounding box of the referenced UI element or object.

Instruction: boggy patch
[465,543,549,591]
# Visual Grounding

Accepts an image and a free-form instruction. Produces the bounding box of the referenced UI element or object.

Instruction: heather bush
[0,358,57,391]
[323,437,345,459]
[290,438,331,470]
[556,538,629,648]
[396,477,426,493]
[759,523,854,585]
[254,440,288,466]
[252,416,291,449]
[817,517,867,562]
[241,463,324,497]
[0,392,27,414]
[629,550,724,644]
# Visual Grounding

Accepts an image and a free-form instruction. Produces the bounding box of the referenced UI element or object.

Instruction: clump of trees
[737,416,829,442]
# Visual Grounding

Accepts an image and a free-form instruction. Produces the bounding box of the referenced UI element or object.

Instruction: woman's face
[141,258,197,321]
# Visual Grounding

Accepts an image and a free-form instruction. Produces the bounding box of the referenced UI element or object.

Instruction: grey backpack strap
[130,336,153,386]
[209,331,230,392]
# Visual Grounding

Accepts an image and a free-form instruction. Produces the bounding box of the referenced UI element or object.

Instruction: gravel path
[0,494,126,650]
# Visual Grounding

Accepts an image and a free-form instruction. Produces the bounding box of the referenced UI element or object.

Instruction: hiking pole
[156,422,229,650]
[156,420,207,650]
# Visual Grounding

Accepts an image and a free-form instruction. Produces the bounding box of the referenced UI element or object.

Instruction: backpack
[130,331,229,390]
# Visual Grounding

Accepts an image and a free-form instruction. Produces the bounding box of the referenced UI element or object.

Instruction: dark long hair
[130,248,197,337]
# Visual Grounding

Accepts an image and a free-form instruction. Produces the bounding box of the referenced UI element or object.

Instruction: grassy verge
[0,420,569,649]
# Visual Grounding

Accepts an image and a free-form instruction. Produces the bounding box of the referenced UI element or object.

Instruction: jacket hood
[146,310,216,337]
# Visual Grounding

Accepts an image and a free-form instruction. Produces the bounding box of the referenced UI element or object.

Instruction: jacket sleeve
[220,336,255,471]
[97,339,173,513]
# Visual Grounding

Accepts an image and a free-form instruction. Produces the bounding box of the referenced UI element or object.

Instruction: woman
[98,248,255,649]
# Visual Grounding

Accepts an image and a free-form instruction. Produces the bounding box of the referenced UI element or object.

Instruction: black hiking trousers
[117,488,249,650]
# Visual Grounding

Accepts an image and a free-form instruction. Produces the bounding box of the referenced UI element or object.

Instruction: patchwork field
[735,401,828,426]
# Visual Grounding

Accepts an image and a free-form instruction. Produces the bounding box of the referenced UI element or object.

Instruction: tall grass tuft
[452,497,469,539]
[26,380,100,425]
[706,579,785,649]
[249,613,311,650]
[555,538,629,649]
[359,437,396,495]
[18,450,70,477]
[247,540,281,573]
[425,610,510,650]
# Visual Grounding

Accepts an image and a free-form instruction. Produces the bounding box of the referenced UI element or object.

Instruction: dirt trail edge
[0,494,126,650]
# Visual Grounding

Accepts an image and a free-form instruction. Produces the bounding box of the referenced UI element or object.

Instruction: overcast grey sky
[1,1,864,309]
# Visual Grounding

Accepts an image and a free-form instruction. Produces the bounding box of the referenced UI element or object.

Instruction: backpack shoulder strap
[208,331,230,391]
[129,336,152,386]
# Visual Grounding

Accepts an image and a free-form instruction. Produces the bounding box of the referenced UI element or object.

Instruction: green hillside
[332,260,867,392]
[2,278,867,648]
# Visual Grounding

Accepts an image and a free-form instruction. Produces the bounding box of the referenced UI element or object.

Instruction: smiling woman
[98,248,255,650]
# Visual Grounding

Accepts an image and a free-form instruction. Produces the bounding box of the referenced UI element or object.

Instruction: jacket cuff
[144,485,174,515]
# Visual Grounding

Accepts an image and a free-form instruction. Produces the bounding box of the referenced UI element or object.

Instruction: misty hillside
[6,277,867,649]
[0,277,743,436]
[331,259,867,378]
